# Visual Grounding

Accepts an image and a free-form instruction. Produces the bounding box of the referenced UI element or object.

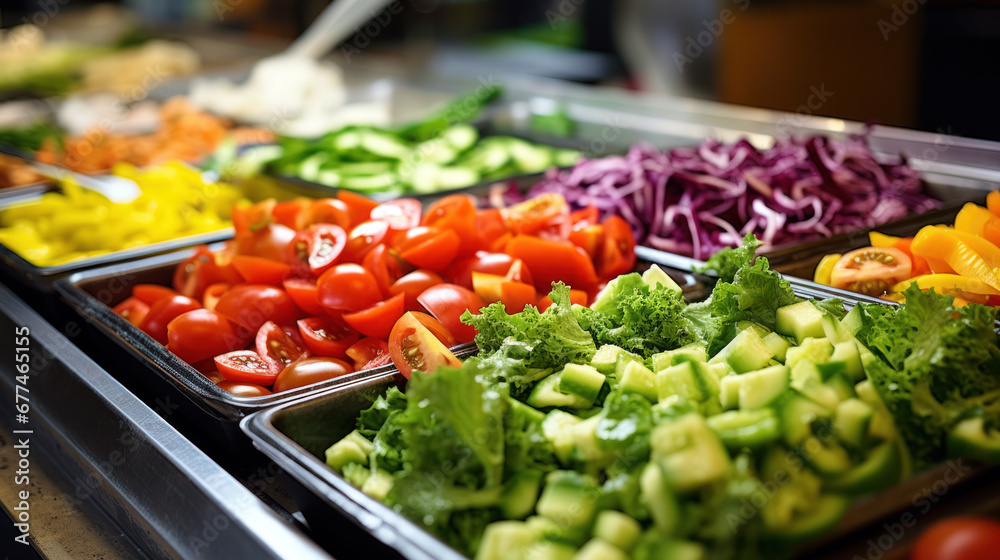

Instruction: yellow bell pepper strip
[954,202,1000,248]
[910,226,1000,290]
[869,231,903,248]
[891,273,1000,305]
[933,226,1000,269]
[988,191,1000,219]
[0,161,246,267]
[813,253,841,285]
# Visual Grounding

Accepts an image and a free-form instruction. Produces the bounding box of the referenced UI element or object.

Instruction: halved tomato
[231,199,276,233]
[362,244,407,296]
[409,311,458,347]
[216,380,272,397]
[388,312,462,378]
[255,321,308,373]
[232,255,292,285]
[342,293,406,340]
[300,198,351,230]
[273,357,354,392]
[499,281,537,313]
[287,223,347,277]
[536,289,589,311]
[346,337,393,370]
[297,316,359,358]
[421,195,479,257]
[337,190,381,229]
[597,215,637,279]
[505,235,598,292]
[444,252,515,289]
[214,350,279,384]
[475,208,510,252]
[341,220,390,263]
[234,223,296,264]
[317,264,383,313]
[569,224,605,261]
[113,297,150,327]
[397,227,461,271]
[571,206,600,227]
[370,198,421,232]
[173,246,243,300]
[282,278,324,316]
[504,258,533,286]
[167,309,248,364]
[830,247,912,296]
[502,193,570,237]
[389,269,444,310]
[132,284,179,306]
[272,198,311,229]
[214,284,301,333]
[416,283,484,344]
[140,294,202,344]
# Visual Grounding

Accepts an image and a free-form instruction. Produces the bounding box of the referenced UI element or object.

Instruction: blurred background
[0,0,998,140]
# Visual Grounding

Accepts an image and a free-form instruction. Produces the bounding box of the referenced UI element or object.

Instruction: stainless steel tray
[0,280,331,560]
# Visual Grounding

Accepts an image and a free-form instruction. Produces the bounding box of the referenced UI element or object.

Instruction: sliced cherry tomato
[504,259,533,286]
[214,350,279,384]
[297,316,360,358]
[132,284,179,306]
[388,312,462,378]
[830,247,912,296]
[231,199,276,234]
[234,223,297,264]
[569,224,605,261]
[232,255,292,285]
[390,269,444,310]
[912,517,1000,560]
[283,278,324,316]
[598,216,637,279]
[398,228,460,271]
[472,271,504,303]
[273,357,354,392]
[255,321,308,374]
[167,309,248,364]
[173,246,242,300]
[362,244,407,296]
[317,264,383,313]
[421,194,479,257]
[337,190,381,228]
[444,252,515,289]
[140,295,202,344]
[300,198,351,230]
[502,193,570,238]
[341,220,390,263]
[272,198,311,229]
[475,208,511,253]
[202,283,230,311]
[571,206,600,227]
[189,357,218,375]
[216,380,272,397]
[342,293,406,340]
[506,235,598,293]
[370,198,421,233]
[113,297,150,327]
[215,284,301,333]
[410,311,458,347]
[287,224,347,277]
[416,283,484,344]
[500,281,537,313]
[202,369,226,385]
[537,289,589,311]
[346,337,392,370]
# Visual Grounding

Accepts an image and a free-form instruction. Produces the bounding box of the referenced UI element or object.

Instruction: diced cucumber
[324,430,373,471]
[558,364,606,403]
[508,138,555,171]
[573,540,627,560]
[337,162,394,176]
[509,397,547,424]
[613,349,645,378]
[828,341,865,382]
[531,541,576,560]
[775,301,826,344]
[501,470,543,519]
[632,534,706,560]
[651,343,708,373]
[592,510,642,552]
[641,264,682,294]
[737,321,771,338]
[437,166,481,190]
[528,374,593,409]
[341,462,370,488]
[656,361,705,403]
[719,375,741,410]
[799,437,852,477]
[526,516,586,546]
[460,143,511,173]
[341,173,398,191]
[650,413,731,492]
[361,468,393,501]
[443,124,479,152]
[639,463,680,534]
[591,344,625,375]
[790,362,841,411]
[619,361,658,402]
[947,417,1000,464]
[537,471,600,530]
[780,393,833,446]
[841,306,864,336]
[554,149,582,168]
[825,440,902,495]
[713,328,774,374]
[739,365,790,410]
[824,372,857,402]
[763,494,851,542]
[361,130,412,159]
[833,398,873,451]
[569,415,612,464]
[707,408,782,450]
[785,337,833,369]
[543,410,583,463]
[475,521,539,560]
[763,332,792,363]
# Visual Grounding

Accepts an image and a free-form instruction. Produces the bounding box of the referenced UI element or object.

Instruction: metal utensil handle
[284,0,397,60]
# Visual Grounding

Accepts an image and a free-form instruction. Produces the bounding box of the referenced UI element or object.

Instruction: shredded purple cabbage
[491,136,939,260]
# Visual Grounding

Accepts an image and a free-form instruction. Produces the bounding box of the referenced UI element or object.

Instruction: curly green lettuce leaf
[695,233,763,283]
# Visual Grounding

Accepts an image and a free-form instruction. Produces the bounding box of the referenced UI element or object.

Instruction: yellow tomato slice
[813,253,841,285]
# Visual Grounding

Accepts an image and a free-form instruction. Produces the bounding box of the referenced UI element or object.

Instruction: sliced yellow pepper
[891,273,1000,305]
[954,202,1000,248]
[869,231,903,248]
[932,226,1000,269]
[910,226,1000,291]
[813,253,841,285]
[988,191,1000,219]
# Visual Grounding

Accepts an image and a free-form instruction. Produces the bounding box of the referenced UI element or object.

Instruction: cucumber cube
[619,361,658,402]
[500,470,543,519]
[591,344,625,375]
[639,463,680,534]
[573,540,628,560]
[361,468,393,501]
[641,264,682,294]
[592,511,642,552]
[537,471,600,530]
[739,365,790,410]
[650,413,731,492]
[785,337,833,369]
[833,398,874,451]
[763,332,792,363]
[707,408,781,450]
[475,521,540,560]
[714,329,774,373]
[542,410,583,463]
[324,430,374,471]
[776,301,826,343]
[528,374,592,409]
[719,375,741,410]
[656,361,705,403]
[558,364,606,402]
[651,343,708,372]
[829,341,865,381]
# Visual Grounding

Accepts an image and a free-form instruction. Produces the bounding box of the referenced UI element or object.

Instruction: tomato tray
[241,261,999,560]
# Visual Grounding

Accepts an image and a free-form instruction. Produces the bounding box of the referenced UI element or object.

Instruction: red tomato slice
[389,269,443,310]
[140,295,202,344]
[234,223,296,264]
[504,259,533,286]
[113,297,150,327]
[506,235,598,293]
[444,252,516,289]
[342,293,406,340]
[476,208,511,253]
[173,246,243,300]
[317,264,383,313]
[297,316,360,358]
[231,200,275,233]
[216,380,273,397]
[422,194,479,257]
[255,321,308,373]
[283,278,324,316]
[597,215,637,280]
[202,283,231,312]
[232,255,292,285]
[167,309,248,364]
[370,198,421,232]
[472,271,505,303]
[287,223,347,277]
[346,337,392,370]
[416,283,484,344]
[571,206,600,227]
[362,244,408,296]
[569,224,605,261]
[399,228,461,271]
[337,190,380,229]
[132,284,179,306]
[388,312,462,378]
[913,517,1000,560]
[410,311,458,347]
[502,193,570,237]
[300,198,351,230]
[537,289,589,311]
[215,350,279,384]
[500,281,537,313]
[272,198,311,229]
[273,357,354,392]
[341,220,390,263]
[214,284,301,333]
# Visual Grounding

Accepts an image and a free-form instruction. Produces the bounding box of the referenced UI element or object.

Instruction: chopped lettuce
[695,233,763,283]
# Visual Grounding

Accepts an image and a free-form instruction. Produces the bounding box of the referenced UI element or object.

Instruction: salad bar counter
[3,63,1000,560]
